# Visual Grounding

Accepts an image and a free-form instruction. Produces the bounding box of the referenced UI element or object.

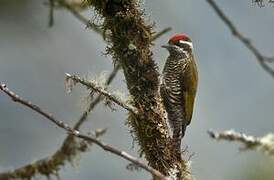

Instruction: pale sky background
[1,0,274,180]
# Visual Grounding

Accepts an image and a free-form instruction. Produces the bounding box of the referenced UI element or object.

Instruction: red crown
[169,33,189,43]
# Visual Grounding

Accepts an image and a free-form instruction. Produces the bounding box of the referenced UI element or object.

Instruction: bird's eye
[174,41,184,47]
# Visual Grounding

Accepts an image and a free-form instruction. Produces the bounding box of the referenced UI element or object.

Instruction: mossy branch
[65,73,138,114]
[87,0,191,179]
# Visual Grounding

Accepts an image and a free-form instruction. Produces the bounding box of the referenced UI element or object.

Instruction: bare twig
[53,0,171,40]
[0,83,168,180]
[65,73,138,115]
[54,0,102,34]
[206,0,274,78]
[49,0,55,27]
[264,57,274,63]
[54,0,90,10]
[151,27,172,41]
[0,83,77,134]
[73,65,120,129]
[208,129,274,156]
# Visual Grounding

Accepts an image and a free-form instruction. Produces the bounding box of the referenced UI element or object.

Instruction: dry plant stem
[65,73,138,114]
[206,0,274,78]
[0,83,167,180]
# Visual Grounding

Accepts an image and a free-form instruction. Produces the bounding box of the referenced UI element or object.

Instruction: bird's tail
[172,122,186,155]
[167,107,187,157]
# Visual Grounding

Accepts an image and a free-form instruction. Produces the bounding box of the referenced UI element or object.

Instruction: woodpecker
[160,33,198,151]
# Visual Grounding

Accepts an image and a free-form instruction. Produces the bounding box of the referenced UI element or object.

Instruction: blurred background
[1,0,274,179]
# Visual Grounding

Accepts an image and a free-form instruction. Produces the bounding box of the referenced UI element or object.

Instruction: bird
[160,33,198,152]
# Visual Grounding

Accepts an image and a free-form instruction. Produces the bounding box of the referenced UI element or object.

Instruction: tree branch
[151,27,172,41]
[0,83,168,180]
[208,129,274,156]
[65,73,138,114]
[73,65,120,129]
[206,0,274,78]
[54,0,102,34]
[49,0,55,27]
[51,0,171,41]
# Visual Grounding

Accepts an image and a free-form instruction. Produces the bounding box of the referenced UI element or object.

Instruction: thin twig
[54,0,90,10]
[151,27,172,41]
[264,57,274,63]
[49,0,55,27]
[206,0,274,78]
[49,0,171,41]
[73,65,120,129]
[0,83,168,180]
[55,0,102,34]
[65,73,138,115]
[208,129,274,155]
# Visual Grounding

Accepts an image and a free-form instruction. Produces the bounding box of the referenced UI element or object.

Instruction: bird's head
[162,33,193,57]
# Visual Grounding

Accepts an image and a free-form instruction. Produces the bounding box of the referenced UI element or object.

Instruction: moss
[0,136,93,180]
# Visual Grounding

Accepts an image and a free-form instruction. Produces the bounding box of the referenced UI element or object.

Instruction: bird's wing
[180,56,198,125]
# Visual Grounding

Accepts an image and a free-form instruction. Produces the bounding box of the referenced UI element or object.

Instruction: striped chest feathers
[163,57,188,87]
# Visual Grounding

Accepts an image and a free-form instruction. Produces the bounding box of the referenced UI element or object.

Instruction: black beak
[161,44,177,51]
[161,44,172,49]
